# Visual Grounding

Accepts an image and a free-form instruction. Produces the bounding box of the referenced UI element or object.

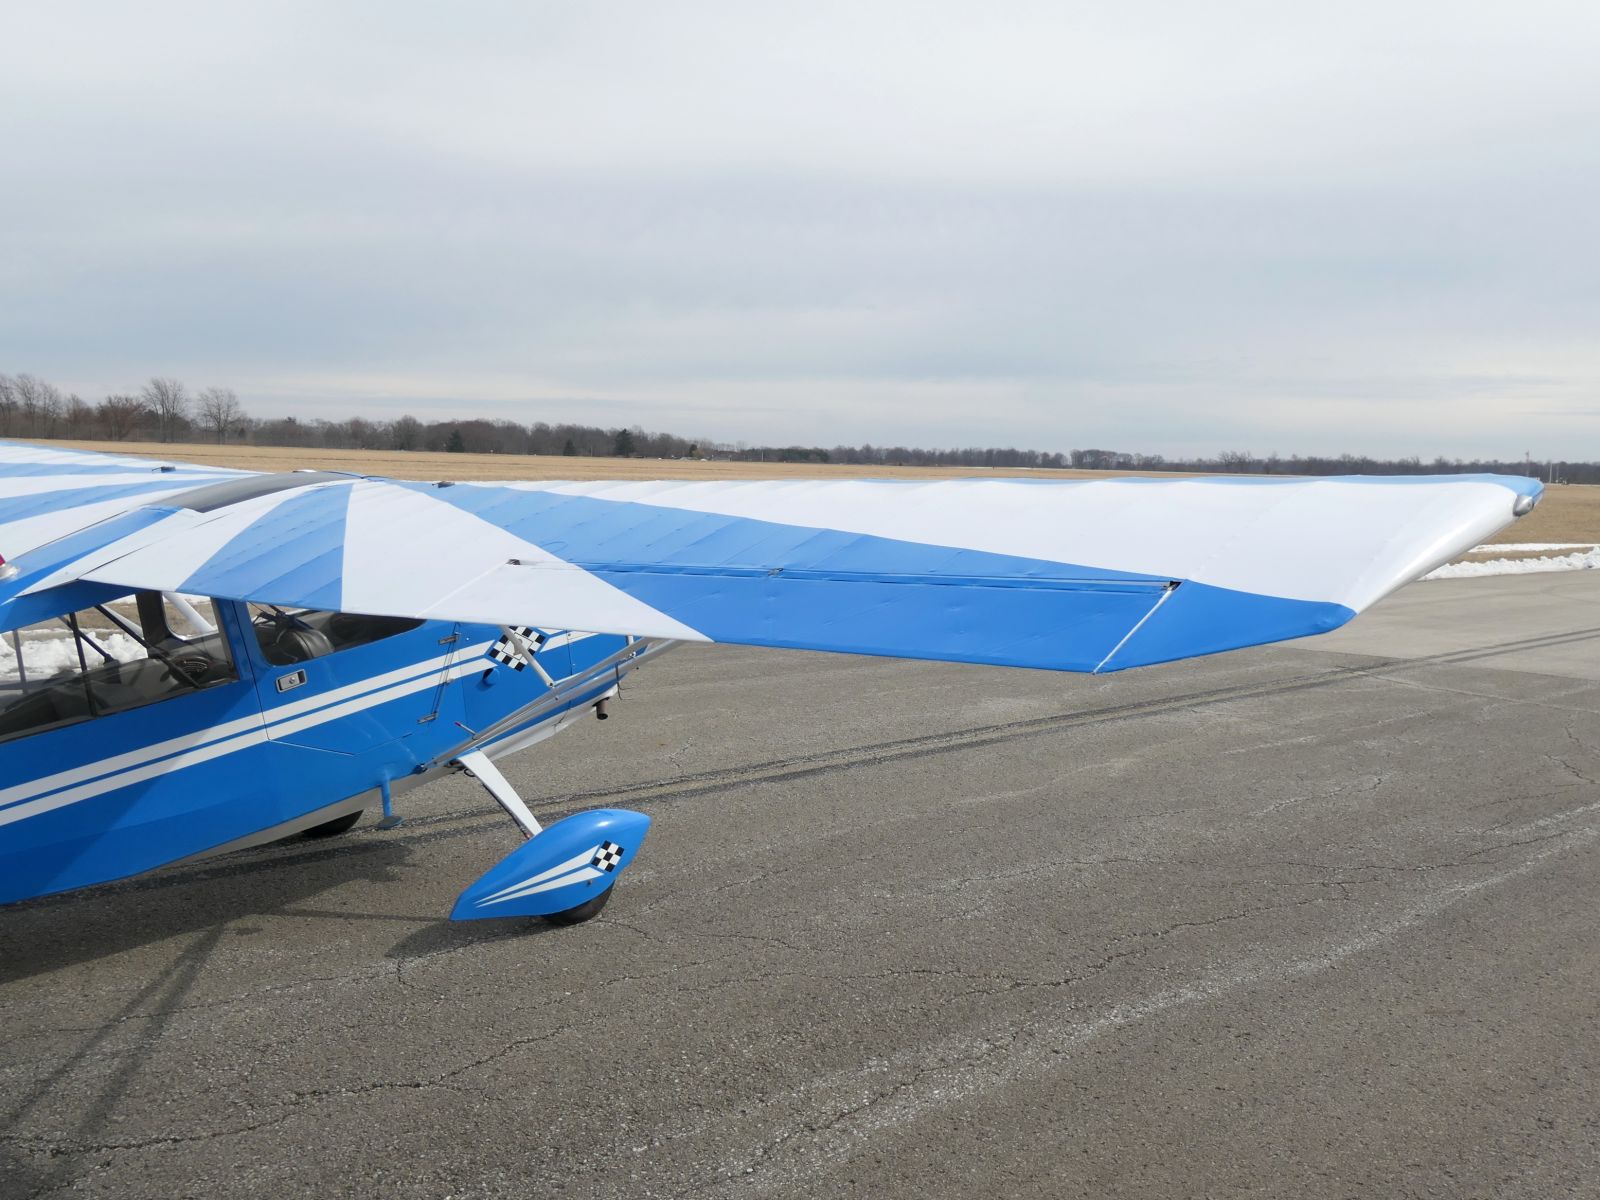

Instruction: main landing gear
[448,749,650,925]
[301,810,363,839]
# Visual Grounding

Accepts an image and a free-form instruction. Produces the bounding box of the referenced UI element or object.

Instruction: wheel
[302,810,363,838]
[545,884,614,925]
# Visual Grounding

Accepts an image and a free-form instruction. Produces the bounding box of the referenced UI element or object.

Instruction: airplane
[0,440,1541,925]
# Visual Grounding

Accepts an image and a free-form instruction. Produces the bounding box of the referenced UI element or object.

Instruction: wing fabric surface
[0,442,256,627]
[7,459,1537,673]
[0,442,249,561]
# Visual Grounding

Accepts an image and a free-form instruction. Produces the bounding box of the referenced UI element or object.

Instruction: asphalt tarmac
[3,571,1597,1199]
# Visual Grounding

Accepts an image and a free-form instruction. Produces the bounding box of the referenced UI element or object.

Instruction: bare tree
[0,375,16,437]
[345,416,377,450]
[195,386,243,443]
[98,394,147,440]
[64,394,93,436]
[13,374,63,437]
[389,415,422,451]
[142,377,189,442]
[256,415,313,447]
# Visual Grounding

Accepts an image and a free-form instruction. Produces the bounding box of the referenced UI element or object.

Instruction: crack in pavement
[2,1111,295,1158]
[677,817,1600,1199]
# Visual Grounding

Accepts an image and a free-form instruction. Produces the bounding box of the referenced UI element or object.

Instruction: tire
[302,810,363,838]
[545,884,614,925]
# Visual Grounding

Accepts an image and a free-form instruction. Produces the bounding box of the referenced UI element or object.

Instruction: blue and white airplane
[0,442,1540,924]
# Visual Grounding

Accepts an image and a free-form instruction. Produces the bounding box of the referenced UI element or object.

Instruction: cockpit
[0,591,237,742]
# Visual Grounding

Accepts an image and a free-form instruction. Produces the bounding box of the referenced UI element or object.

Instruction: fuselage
[0,595,634,906]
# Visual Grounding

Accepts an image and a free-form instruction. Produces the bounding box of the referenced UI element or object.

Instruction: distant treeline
[2,372,1593,484]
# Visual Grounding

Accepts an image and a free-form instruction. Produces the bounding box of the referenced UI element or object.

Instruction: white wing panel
[532,476,1527,609]
[339,482,705,640]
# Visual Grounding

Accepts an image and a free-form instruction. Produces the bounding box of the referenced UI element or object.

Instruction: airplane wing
[0,441,257,626]
[0,441,251,561]
[0,440,1540,672]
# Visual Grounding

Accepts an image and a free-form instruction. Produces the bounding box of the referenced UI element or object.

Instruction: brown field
[1479,483,1600,549]
[39,438,1600,550]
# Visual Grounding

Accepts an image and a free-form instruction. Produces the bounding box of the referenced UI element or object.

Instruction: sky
[2,1,1597,459]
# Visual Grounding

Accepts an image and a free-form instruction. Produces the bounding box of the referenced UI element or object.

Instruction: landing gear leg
[375,779,404,830]
[450,749,650,924]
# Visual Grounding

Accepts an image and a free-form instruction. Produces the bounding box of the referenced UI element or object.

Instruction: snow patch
[0,632,146,685]
[1425,549,1600,580]
[1470,542,1599,554]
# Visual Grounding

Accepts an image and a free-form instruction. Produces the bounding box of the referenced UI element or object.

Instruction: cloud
[1,1,1597,458]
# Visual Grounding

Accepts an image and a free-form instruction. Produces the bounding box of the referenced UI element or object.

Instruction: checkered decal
[487,626,546,669]
[592,841,624,872]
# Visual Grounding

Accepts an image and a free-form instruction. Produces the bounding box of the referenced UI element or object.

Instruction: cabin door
[0,592,269,904]
[239,604,473,769]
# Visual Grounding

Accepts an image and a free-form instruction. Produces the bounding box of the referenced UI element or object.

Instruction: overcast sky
[2,1,1597,458]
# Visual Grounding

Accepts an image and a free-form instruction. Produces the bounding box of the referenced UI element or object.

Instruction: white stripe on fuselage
[0,630,612,828]
[262,641,493,724]
[0,642,491,814]
[0,652,502,828]
[264,654,487,742]
[0,730,275,828]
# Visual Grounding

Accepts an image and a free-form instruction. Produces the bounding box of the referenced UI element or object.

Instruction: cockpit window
[248,605,423,665]
[0,593,238,743]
